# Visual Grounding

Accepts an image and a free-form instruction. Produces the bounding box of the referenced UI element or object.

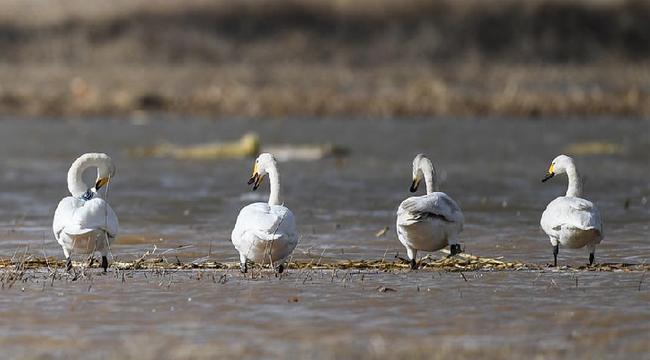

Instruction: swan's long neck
[67,156,110,198]
[68,160,93,198]
[267,164,282,206]
[565,164,582,197]
[420,161,439,195]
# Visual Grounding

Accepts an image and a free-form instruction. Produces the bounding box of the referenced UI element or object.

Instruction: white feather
[231,202,298,264]
[541,196,602,249]
[397,192,464,252]
[53,196,119,256]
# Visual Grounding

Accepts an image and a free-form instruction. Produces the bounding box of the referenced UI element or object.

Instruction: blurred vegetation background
[0,0,648,118]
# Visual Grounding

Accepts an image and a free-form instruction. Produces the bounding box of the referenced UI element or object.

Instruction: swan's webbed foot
[101,256,108,272]
[449,244,462,257]
[588,253,594,266]
[552,245,559,267]
[65,257,73,272]
[409,258,417,270]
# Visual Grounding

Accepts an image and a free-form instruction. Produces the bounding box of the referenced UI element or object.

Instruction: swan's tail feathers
[253,230,283,241]
[398,218,420,227]
[397,212,419,227]
[64,226,97,236]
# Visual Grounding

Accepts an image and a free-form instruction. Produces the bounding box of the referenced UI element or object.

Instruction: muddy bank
[1,253,648,273]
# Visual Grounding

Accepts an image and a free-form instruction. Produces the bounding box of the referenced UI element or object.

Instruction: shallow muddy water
[0,117,648,358]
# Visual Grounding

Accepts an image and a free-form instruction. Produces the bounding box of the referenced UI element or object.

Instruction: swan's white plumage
[52,153,119,259]
[396,154,464,258]
[398,193,464,225]
[541,196,602,248]
[231,153,298,268]
[231,202,298,264]
[397,192,464,252]
[53,197,118,237]
[53,196,119,256]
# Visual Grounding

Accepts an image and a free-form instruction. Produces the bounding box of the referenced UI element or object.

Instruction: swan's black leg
[66,257,72,271]
[589,253,594,266]
[450,244,462,256]
[276,264,284,273]
[410,258,417,270]
[101,256,108,272]
[553,245,559,267]
[240,261,248,273]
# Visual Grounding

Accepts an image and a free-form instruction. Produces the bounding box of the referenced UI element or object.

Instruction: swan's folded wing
[234,203,295,241]
[542,197,602,232]
[54,197,119,237]
[398,192,464,224]
[53,197,80,239]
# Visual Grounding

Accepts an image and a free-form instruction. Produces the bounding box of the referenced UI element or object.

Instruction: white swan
[541,154,603,266]
[396,154,464,269]
[231,153,298,273]
[52,153,119,271]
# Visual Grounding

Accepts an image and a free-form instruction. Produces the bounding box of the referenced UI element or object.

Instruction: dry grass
[0,0,648,118]
[0,252,647,273]
[0,62,648,118]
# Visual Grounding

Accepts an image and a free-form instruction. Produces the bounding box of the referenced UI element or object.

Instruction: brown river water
[0,117,648,358]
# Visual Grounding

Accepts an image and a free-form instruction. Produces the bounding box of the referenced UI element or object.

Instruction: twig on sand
[639,272,646,291]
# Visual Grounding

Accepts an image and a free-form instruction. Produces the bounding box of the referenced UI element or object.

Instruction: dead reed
[0,253,647,273]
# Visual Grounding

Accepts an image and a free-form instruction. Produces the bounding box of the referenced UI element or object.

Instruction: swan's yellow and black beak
[410,178,420,192]
[247,164,264,190]
[95,177,109,190]
[542,164,555,182]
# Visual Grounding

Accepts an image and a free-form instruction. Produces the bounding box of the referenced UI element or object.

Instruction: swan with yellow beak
[52,153,119,271]
[231,153,298,273]
[540,154,603,266]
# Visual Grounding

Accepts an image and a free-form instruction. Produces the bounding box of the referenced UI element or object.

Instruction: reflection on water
[0,117,648,358]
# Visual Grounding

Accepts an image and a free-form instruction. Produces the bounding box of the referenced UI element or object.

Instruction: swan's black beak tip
[248,173,262,190]
[409,179,418,193]
[541,173,555,182]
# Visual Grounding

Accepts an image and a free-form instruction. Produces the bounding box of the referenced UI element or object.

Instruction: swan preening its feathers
[397,154,464,270]
[231,153,299,273]
[541,154,603,266]
[53,153,119,271]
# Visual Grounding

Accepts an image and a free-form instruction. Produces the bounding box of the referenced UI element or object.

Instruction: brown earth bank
[0,0,648,118]
[0,63,648,118]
